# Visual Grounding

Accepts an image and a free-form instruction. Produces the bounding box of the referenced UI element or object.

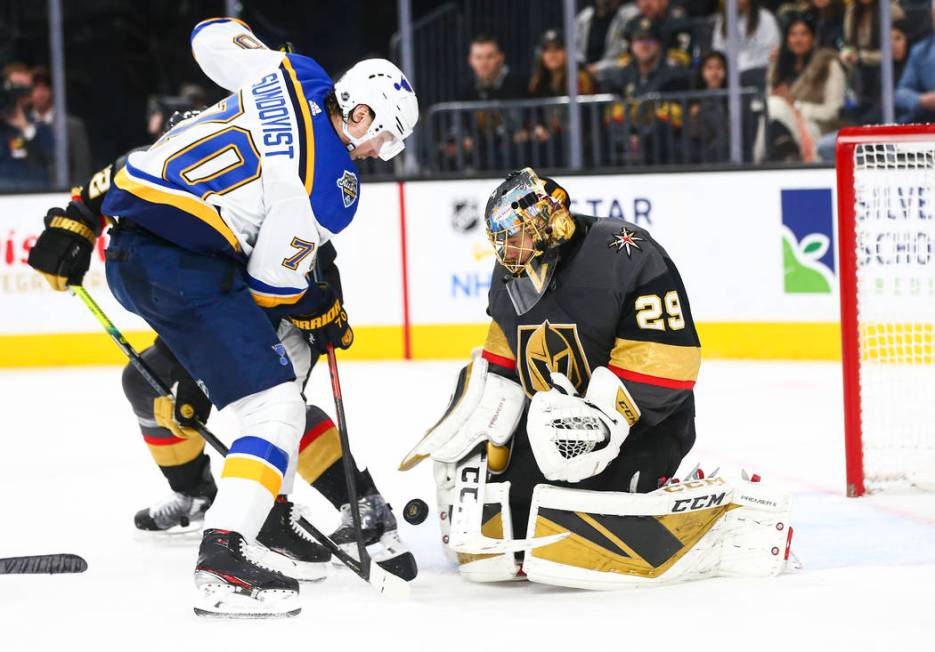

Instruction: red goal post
[836,125,935,497]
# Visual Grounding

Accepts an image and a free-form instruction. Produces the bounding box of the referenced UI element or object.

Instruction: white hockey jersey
[102,17,359,309]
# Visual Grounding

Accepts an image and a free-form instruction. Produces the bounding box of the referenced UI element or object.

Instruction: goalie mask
[484,168,575,314]
[484,168,575,276]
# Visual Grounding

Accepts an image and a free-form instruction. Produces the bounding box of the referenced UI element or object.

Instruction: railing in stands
[424,87,766,173]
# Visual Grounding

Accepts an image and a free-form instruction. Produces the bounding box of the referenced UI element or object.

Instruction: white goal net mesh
[852,142,935,491]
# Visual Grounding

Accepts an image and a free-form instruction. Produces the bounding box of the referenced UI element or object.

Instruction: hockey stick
[310,262,371,579]
[69,285,409,599]
[0,553,88,575]
[449,447,568,555]
[321,342,371,569]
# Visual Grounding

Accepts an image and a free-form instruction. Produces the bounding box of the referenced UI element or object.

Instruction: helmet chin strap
[341,117,359,152]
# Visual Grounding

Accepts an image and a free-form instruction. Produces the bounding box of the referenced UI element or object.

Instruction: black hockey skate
[254,495,330,582]
[193,528,300,618]
[330,491,418,581]
[134,474,217,532]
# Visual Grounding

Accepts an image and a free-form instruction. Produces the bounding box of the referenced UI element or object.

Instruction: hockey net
[837,126,935,496]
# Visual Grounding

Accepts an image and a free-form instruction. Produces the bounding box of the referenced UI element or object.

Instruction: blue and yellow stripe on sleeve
[221,435,290,497]
[246,274,307,308]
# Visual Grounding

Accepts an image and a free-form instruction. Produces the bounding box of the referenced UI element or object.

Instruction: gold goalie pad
[523,477,794,590]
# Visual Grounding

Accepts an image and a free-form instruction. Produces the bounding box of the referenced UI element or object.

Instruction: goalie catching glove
[288,284,353,354]
[400,350,527,469]
[527,367,640,483]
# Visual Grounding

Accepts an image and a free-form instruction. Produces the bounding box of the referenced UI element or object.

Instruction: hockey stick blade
[448,532,569,554]
[367,561,411,600]
[0,554,88,575]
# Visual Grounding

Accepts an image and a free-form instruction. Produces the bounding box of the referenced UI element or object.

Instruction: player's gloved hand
[27,198,101,291]
[288,285,354,354]
[153,378,211,439]
[527,368,640,483]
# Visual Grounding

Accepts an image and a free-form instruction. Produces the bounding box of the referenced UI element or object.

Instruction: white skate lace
[287,504,317,543]
[240,537,289,577]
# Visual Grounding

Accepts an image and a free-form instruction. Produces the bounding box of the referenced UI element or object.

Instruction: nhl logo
[450,198,479,233]
[336,170,359,208]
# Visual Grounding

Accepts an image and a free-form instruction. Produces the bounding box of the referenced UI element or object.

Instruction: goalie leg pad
[433,461,522,581]
[455,482,522,583]
[523,477,792,590]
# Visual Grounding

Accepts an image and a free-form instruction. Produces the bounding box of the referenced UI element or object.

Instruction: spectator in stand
[777,1,846,50]
[601,18,691,164]
[686,51,731,162]
[816,18,911,160]
[0,62,52,189]
[445,33,525,170]
[896,4,935,124]
[459,33,526,102]
[528,29,597,99]
[755,12,845,161]
[711,0,781,89]
[576,0,639,78]
[624,0,694,68]
[840,0,904,109]
[29,65,93,186]
[523,29,597,165]
[809,0,846,50]
[599,18,691,97]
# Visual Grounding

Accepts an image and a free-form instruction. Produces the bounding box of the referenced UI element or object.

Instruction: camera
[0,82,31,117]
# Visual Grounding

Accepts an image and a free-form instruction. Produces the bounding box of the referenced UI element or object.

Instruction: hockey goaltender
[401,168,794,589]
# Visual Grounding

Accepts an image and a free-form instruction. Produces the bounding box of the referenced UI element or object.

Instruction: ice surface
[1,360,934,651]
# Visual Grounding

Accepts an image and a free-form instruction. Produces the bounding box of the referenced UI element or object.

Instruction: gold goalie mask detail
[484,168,575,277]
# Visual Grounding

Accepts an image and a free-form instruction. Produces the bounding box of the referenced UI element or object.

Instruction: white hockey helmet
[333,58,419,161]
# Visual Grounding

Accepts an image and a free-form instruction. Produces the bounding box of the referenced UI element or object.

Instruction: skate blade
[193,581,300,619]
[134,519,205,537]
[245,543,328,583]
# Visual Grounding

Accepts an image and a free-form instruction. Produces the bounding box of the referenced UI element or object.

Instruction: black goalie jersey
[481,214,701,495]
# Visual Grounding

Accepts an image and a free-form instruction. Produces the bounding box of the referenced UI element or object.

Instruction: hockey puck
[403,498,429,525]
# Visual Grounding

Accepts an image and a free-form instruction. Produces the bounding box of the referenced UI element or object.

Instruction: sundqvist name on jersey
[252,73,294,158]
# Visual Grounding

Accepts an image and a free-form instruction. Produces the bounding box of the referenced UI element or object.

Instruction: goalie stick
[449,446,568,554]
[0,553,88,575]
[70,285,409,600]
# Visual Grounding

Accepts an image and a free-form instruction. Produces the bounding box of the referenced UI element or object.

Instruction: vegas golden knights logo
[516,321,591,397]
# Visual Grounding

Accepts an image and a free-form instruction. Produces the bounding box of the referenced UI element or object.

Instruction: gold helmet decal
[517,321,591,397]
[484,168,575,277]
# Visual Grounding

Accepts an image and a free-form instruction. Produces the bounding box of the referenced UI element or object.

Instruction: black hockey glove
[27,198,102,291]
[288,285,354,354]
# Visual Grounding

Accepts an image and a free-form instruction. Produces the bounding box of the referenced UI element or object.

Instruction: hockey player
[26,17,418,617]
[401,169,793,588]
